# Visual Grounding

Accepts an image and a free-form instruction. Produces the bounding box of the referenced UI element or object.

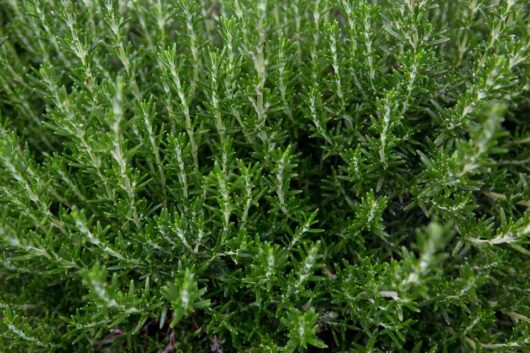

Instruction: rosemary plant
[0,0,529,351]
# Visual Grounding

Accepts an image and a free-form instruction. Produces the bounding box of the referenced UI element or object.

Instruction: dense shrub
[1,0,529,351]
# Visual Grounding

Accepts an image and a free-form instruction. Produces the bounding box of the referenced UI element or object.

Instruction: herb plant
[0,0,529,352]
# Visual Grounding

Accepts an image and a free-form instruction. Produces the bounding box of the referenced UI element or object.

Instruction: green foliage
[163,268,210,327]
[0,0,529,351]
